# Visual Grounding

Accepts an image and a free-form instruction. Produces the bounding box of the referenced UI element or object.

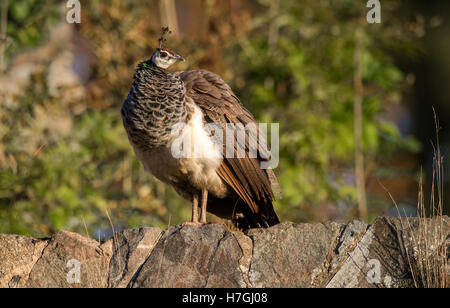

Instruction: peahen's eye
[160,52,168,58]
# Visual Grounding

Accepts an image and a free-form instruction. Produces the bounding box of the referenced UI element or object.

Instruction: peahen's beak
[175,53,185,62]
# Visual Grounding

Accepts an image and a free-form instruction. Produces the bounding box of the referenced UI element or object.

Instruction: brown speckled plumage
[121,61,187,149]
[121,48,280,230]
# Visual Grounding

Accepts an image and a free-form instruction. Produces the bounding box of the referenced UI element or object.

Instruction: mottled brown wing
[178,70,280,222]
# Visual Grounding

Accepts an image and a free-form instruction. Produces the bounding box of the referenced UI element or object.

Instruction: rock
[25,230,112,288]
[246,221,342,288]
[204,232,247,288]
[311,219,368,287]
[0,234,48,288]
[326,216,449,288]
[232,231,253,287]
[107,227,162,288]
[129,224,247,288]
[326,217,412,288]
[0,217,448,288]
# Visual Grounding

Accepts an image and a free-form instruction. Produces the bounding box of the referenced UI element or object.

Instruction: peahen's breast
[121,69,187,149]
[130,104,228,199]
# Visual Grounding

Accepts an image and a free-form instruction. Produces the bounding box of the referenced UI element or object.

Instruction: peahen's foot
[182,221,206,227]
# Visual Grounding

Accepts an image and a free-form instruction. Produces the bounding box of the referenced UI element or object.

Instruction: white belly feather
[132,106,228,198]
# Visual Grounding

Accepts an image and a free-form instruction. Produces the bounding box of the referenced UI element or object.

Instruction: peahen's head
[150,47,184,69]
[148,27,184,70]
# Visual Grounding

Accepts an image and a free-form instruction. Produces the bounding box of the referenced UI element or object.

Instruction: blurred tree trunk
[354,29,368,222]
[159,0,179,38]
[0,0,7,71]
[268,0,280,53]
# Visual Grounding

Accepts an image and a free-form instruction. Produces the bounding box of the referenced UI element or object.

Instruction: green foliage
[5,0,61,60]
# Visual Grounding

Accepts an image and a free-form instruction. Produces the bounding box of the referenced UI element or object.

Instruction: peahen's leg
[192,193,199,223]
[183,193,202,226]
[200,188,208,224]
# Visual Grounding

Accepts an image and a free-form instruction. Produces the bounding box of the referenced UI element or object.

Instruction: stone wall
[0,217,448,288]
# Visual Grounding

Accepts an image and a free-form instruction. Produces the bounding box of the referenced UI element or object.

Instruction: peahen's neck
[122,61,187,149]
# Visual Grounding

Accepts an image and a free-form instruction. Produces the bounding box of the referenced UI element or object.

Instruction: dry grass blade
[379,109,448,288]
[404,109,447,288]
[104,206,121,274]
